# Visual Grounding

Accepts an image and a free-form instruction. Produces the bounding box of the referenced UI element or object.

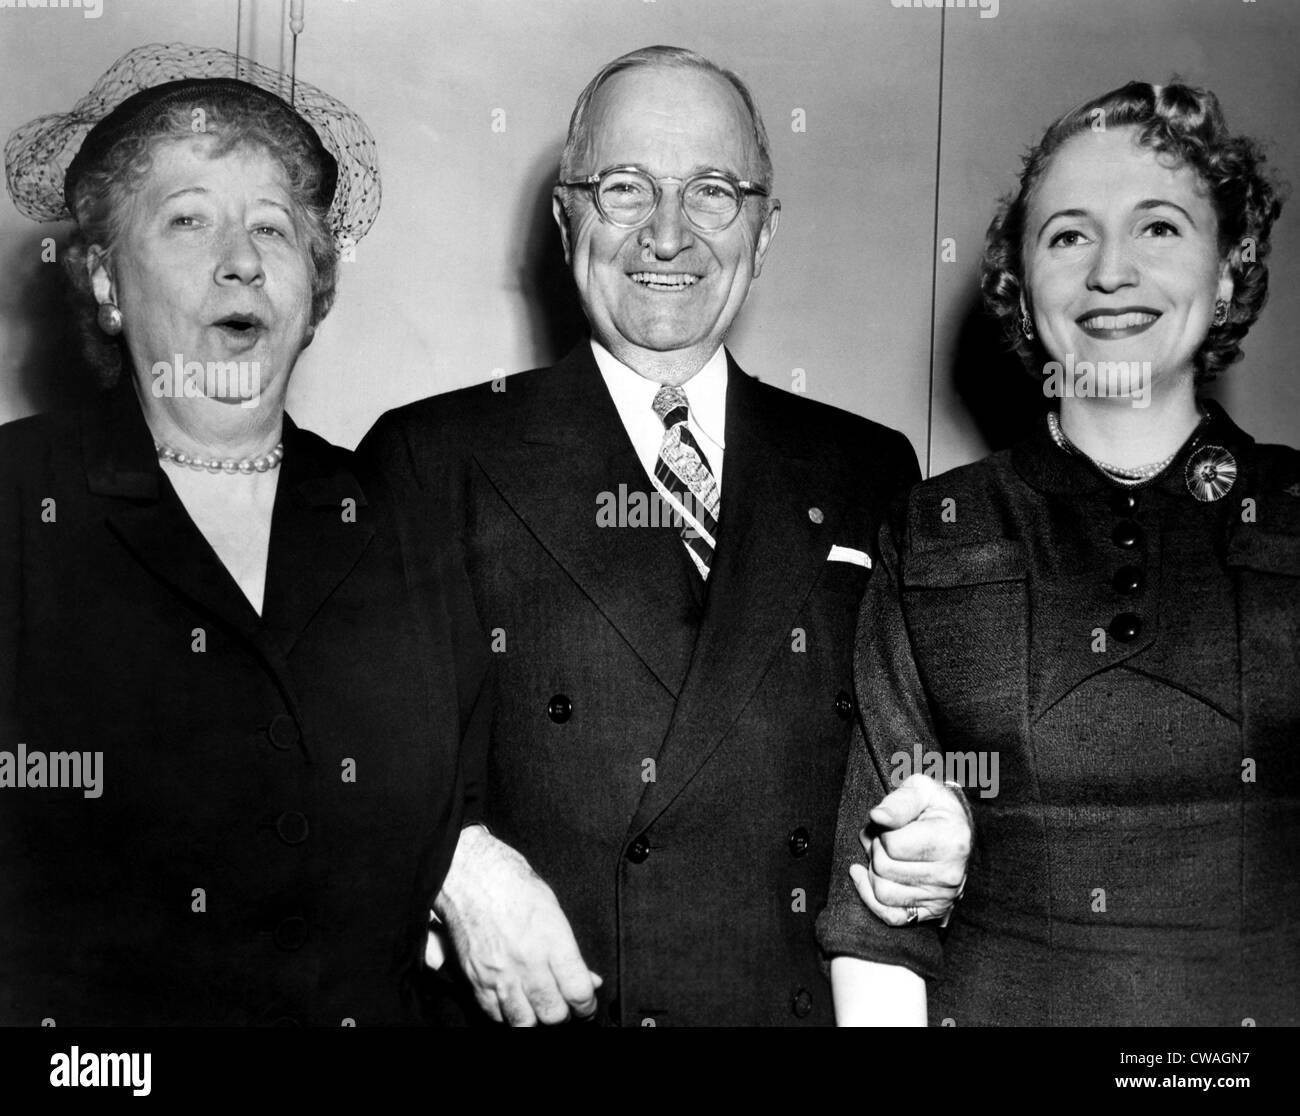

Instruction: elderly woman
[0,44,487,1025]
[818,81,1298,1025]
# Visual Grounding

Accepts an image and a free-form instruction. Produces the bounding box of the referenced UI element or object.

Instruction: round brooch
[1185,444,1237,502]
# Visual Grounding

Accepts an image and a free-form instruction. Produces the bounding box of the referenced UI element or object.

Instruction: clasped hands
[430,774,970,1025]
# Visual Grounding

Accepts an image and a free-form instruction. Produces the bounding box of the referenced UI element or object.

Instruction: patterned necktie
[652,384,720,579]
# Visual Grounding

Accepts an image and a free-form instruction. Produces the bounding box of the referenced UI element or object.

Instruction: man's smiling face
[554,65,779,383]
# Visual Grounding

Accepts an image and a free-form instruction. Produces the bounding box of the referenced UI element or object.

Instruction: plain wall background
[2,0,1295,473]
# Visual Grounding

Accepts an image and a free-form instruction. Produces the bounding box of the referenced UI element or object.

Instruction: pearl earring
[96,301,123,336]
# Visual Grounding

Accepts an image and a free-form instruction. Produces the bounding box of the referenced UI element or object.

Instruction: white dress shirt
[591,339,728,493]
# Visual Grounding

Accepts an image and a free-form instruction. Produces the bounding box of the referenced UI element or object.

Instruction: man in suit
[361,46,971,1026]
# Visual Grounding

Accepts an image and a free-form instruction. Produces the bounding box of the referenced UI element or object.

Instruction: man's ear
[87,245,116,306]
[552,189,573,266]
[751,200,780,279]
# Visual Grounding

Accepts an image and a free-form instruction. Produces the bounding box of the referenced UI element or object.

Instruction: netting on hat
[4,42,381,244]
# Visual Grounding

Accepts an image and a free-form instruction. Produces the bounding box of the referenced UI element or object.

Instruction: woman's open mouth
[210,314,266,349]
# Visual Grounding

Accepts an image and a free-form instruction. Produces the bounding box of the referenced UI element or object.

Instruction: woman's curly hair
[981,80,1286,384]
[64,88,339,387]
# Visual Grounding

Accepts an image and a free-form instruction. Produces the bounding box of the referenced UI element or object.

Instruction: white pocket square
[827,544,871,569]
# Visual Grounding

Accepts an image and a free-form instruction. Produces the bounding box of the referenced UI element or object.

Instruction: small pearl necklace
[1047,411,1205,487]
[155,440,284,475]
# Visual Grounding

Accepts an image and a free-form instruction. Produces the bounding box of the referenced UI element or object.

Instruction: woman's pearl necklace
[155,440,284,475]
[1047,410,1206,487]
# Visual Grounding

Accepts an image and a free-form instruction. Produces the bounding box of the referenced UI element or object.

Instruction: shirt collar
[590,338,728,448]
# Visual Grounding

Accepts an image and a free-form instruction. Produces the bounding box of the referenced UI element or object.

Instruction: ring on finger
[904,905,921,925]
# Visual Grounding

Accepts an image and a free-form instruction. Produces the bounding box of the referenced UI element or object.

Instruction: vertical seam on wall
[924,10,947,480]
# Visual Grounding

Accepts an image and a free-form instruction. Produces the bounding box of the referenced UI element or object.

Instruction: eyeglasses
[558,165,770,232]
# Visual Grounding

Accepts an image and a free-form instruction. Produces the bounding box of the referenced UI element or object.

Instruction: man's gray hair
[558,45,774,192]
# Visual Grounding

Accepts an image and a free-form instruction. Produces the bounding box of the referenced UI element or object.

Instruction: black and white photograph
[0,0,1295,1099]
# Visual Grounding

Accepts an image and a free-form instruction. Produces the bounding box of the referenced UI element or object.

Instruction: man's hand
[433,825,602,1025]
[848,774,971,927]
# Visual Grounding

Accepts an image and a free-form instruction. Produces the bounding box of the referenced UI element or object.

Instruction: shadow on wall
[515,144,588,367]
[2,226,97,421]
[950,288,1048,456]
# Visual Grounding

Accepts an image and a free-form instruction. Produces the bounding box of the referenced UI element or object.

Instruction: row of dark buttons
[625,827,812,864]
[548,692,854,724]
[1109,490,1143,643]
[252,717,311,954]
[250,721,312,841]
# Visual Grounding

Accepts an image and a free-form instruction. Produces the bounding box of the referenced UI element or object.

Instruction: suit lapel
[86,384,375,660]
[630,356,846,833]
[474,345,701,697]
[259,418,375,657]
[87,382,263,642]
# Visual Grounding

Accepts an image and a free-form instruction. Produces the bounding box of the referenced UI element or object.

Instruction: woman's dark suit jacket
[818,403,1300,1026]
[0,382,489,1026]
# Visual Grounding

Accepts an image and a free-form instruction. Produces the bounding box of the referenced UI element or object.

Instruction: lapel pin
[808,506,824,524]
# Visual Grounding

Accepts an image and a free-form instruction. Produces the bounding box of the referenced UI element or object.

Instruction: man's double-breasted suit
[361,342,919,1025]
